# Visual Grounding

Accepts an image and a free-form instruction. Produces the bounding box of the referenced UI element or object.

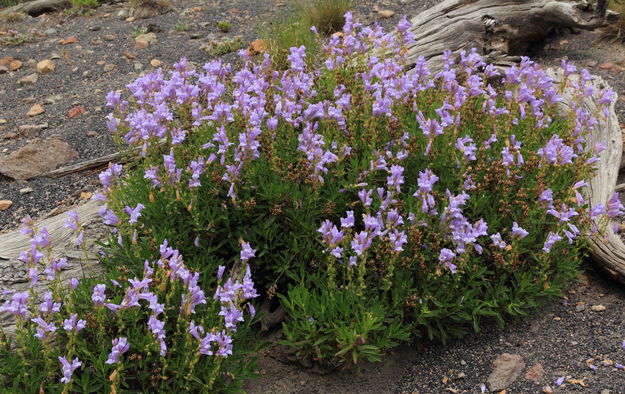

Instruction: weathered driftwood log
[547,69,625,282]
[0,200,105,335]
[0,0,68,16]
[0,0,122,16]
[401,0,608,70]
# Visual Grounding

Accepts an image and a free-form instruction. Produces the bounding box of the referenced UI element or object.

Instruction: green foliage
[133,26,149,37]
[217,21,232,33]
[67,0,99,15]
[0,32,34,46]
[0,0,19,8]
[259,0,352,69]
[280,274,411,367]
[602,0,625,41]
[174,20,190,32]
[295,0,353,35]
[201,35,243,56]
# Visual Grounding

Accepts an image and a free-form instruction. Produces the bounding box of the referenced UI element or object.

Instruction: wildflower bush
[1,11,623,390]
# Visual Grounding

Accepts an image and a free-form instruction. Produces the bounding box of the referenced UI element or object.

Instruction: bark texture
[401,0,608,70]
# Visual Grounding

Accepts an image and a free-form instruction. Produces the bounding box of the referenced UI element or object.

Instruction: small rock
[543,386,554,394]
[587,60,598,68]
[79,191,92,200]
[117,9,128,19]
[0,56,14,66]
[590,304,606,312]
[104,34,116,41]
[135,33,157,48]
[126,16,136,22]
[0,119,6,124]
[575,304,586,312]
[600,62,614,70]
[247,39,269,56]
[49,53,61,60]
[103,63,116,72]
[58,36,77,45]
[0,65,7,74]
[0,200,13,211]
[487,353,525,392]
[122,50,135,60]
[150,59,162,67]
[44,28,57,35]
[134,62,143,71]
[601,390,610,394]
[378,9,395,18]
[189,33,202,39]
[68,105,86,119]
[37,59,56,74]
[86,130,98,137]
[3,132,17,140]
[19,187,33,195]
[27,104,45,117]
[44,94,63,104]
[460,360,467,366]
[0,137,79,180]
[9,60,22,71]
[457,372,466,379]
[524,363,545,381]
[18,73,38,85]
[18,123,47,137]
[87,26,101,31]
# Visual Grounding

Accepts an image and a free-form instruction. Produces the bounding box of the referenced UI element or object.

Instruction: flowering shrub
[96,12,622,368]
[2,11,622,384]
[0,216,259,392]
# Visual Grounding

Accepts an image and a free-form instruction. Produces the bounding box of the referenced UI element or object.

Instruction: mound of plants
[1,12,621,391]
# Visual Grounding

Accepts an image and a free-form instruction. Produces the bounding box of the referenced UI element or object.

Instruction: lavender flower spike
[58,356,81,384]
[106,337,130,364]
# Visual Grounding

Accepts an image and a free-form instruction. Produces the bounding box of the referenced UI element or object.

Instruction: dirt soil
[1,0,625,393]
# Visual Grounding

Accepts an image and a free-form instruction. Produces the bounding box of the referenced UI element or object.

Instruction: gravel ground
[1,1,625,393]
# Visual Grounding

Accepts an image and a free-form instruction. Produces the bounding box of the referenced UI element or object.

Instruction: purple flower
[40,292,61,314]
[389,229,407,252]
[555,376,565,386]
[215,330,233,357]
[64,210,80,231]
[455,136,477,161]
[351,231,372,256]
[240,242,256,262]
[387,165,405,193]
[63,313,86,333]
[358,189,373,207]
[217,265,226,281]
[106,337,130,364]
[340,211,355,228]
[69,277,79,291]
[490,233,507,249]
[92,284,106,306]
[538,189,553,206]
[543,232,563,253]
[124,203,145,224]
[199,332,217,356]
[607,193,624,218]
[0,292,29,319]
[439,248,457,273]
[58,356,81,384]
[31,316,57,341]
[348,256,357,267]
[510,222,529,239]
[537,134,576,165]
[148,315,167,356]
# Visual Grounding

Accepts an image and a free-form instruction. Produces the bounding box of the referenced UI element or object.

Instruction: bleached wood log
[547,69,625,282]
[0,200,106,334]
[401,0,608,70]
